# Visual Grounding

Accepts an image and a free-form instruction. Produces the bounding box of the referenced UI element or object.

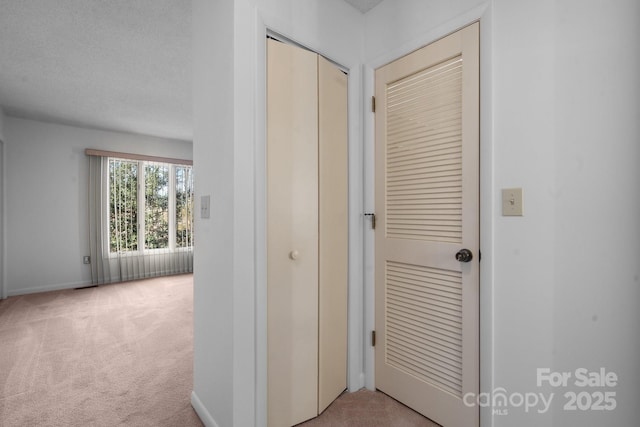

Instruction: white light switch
[502,188,523,216]
[201,195,211,219]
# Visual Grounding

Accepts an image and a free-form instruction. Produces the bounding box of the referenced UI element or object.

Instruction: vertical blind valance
[85,149,193,166]
[87,152,194,285]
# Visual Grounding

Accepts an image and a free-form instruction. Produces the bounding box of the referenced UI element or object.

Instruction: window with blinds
[108,158,194,254]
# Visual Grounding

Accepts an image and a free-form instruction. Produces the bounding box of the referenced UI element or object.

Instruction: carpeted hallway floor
[299,389,439,427]
[1,274,436,427]
[0,274,203,427]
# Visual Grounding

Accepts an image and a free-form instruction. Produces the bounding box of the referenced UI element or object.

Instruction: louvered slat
[386,56,463,243]
[385,261,463,397]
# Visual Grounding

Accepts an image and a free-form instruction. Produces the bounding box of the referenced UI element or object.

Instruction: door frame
[363,5,495,426]
[251,4,494,426]
[0,137,5,300]
[254,20,366,427]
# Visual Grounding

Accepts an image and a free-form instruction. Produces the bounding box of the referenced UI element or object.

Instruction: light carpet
[299,389,439,427]
[0,274,202,427]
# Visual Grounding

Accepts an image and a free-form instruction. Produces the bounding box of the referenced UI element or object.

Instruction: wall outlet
[83,256,91,264]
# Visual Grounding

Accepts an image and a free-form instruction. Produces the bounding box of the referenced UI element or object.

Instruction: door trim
[0,137,5,300]
[255,18,366,427]
[363,5,495,426]
[251,4,495,426]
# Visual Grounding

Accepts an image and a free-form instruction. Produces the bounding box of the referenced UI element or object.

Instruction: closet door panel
[317,56,349,413]
[267,39,319,427]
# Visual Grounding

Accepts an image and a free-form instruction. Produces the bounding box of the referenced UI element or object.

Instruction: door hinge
[371,330,376,347]
[371,96,376,113]
[364,213,376,229]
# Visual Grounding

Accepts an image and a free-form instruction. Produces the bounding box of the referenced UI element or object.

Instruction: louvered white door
[374,23,479,427]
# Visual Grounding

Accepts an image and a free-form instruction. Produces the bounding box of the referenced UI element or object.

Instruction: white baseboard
[6,272,195,297]
[7,280,93,297]
[191,391,220,427]
[348,372,366,392]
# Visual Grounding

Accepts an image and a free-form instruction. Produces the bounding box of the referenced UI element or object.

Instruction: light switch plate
[201,195,211,219]
[502,188,523,216]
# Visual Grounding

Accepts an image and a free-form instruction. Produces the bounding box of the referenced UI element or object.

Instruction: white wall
[3,117,192,296]
[491,1,561,424]
[191,1,235,426]
[493,1,639,425]
[192,0,363,426]
[194,0,639,426]
[540,1,639,425]
[365,0,640,426]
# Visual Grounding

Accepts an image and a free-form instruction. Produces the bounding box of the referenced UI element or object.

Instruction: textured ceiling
[0,0,192,141]
[0,0,382,142]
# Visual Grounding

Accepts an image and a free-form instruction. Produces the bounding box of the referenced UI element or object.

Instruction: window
[108,158,194,254]
[175,165,195,248]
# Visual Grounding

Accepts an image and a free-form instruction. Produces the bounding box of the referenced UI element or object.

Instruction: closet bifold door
[317,55,348,414]
[267,38,348,427]
[267,39,319,427]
